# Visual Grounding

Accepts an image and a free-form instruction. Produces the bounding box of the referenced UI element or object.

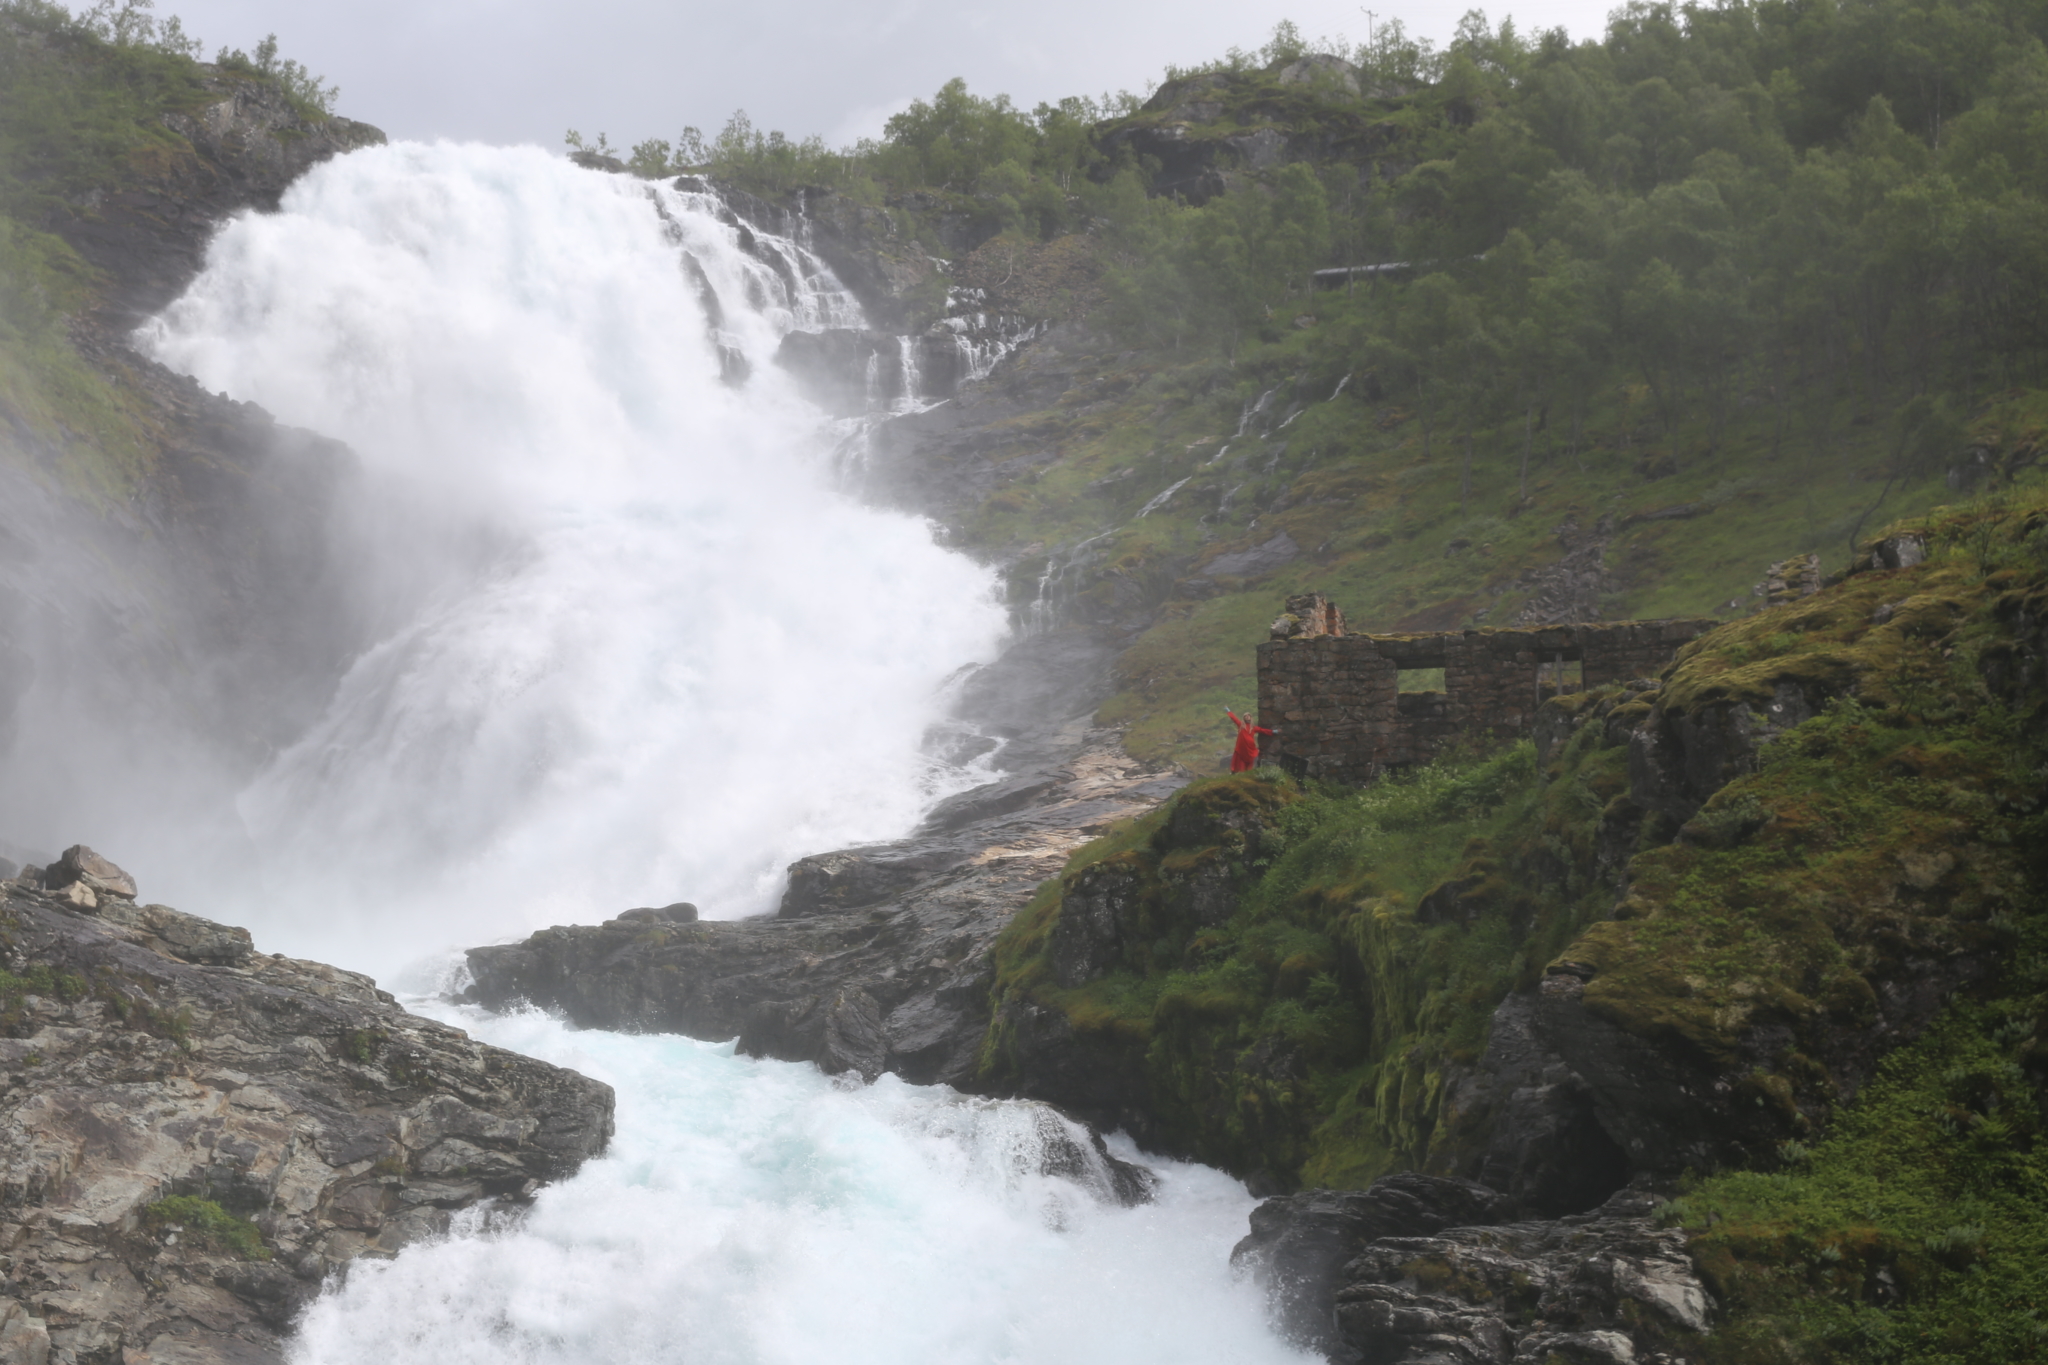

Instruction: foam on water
[290,1005,1313,1365]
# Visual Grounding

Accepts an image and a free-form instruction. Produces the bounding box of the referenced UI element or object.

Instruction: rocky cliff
[0,848,614,1365]
[1,30,392,839]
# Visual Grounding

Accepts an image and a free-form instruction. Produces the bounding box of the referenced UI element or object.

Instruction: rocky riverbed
[0,848,613,1365]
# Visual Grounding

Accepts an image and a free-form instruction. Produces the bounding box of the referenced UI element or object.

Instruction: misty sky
[158,0,1624,150]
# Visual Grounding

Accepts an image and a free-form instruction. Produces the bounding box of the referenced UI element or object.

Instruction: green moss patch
[142,1195,270,1259]
[1560,492,2048,1157]
[1670,987,2048,1365]
[984,738,1630,1187]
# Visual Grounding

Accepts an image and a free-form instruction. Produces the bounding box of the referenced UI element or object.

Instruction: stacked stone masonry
[1258,594,1717,783]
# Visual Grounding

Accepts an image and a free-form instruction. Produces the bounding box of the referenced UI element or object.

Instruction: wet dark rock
[780,850,966,917]
[0,874,613,1365]
[1200,531,1300,581]
[1330,1184,1712,1365]
[1027,1108,1158,1207]
[1460,993,1635,1215]
[1047,860,1145,988]
[774,328,899,416]
[1237,1179,1710,1365]
[44,845,137,901]
[1628,680,1815,824]
[465,723,1188,1089]
[1231,1174,1520,1359]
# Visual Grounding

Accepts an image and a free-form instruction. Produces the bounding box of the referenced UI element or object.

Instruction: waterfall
[1234,388,1275,438]
[137,142,1005,970]
[895,333,923,411]
[1135,477,1192,519]
[134,141,1308,1365]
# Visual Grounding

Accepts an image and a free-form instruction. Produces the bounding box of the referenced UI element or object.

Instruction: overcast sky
[156,0,1624,150]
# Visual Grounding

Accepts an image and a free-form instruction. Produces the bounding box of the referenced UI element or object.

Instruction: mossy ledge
[980,492,2047,1263]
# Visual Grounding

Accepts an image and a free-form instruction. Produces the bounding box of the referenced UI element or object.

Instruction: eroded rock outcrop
[0,854,614,1365]
[1235,1176,1711,1365]
[465,722,1186,1088]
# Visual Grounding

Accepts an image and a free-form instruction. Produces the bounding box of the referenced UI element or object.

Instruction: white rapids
[136,140,1310,1365]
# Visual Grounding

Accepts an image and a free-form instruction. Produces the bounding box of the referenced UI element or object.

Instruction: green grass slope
[982,488,2048,1355]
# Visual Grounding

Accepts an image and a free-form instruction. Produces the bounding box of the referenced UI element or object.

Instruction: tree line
[596,1,2048,495]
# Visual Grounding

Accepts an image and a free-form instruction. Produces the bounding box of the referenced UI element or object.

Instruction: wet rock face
[0,51,390,808]
[1464,994,1635,1217]
[1238,1179,1712,1365]
[773,328,900,416]
[1046,861,1145,988]
[1231,1174,1521,1359]
[0,867,613,1365]
[1628,679,1816,825]
[464,725,1187,1090]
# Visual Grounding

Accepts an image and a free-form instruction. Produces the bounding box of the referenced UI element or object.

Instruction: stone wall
[1256,595,1717,782]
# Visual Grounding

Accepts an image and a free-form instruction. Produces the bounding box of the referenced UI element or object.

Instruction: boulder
[614,902,698,924]
[1230,1173,1520,1359]
[1330,1185,1712,1364]
[1868,532,1926,571]
[45,844,137,900]
[1276,54,1364,96]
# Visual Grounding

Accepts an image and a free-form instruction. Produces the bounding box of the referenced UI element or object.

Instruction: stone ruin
[1256,594,1719,783]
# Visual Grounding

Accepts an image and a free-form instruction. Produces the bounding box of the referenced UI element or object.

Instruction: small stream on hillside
[134,142,1312,1364]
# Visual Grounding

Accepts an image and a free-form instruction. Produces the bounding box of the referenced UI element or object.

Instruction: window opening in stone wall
[1397,667,1446,693]
[1536,658,1584,700]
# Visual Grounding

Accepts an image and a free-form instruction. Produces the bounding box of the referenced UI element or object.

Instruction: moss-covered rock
[980,490,2048,1225]
[980,740,1630,1193]
[1543,493,2048,1179]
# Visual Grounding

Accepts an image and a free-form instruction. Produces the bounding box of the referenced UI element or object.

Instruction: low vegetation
[142,1194,269,1259]
[0,0,342,501]
[985,488,2048,1359]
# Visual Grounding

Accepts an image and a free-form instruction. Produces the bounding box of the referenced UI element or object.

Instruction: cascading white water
[288,1003,1314,1365]
[895,333,922,412]
[136,140,1309,1365]
[140,142,1003,972]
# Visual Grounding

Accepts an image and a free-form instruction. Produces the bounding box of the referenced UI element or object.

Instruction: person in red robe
[1225,708,1273,772]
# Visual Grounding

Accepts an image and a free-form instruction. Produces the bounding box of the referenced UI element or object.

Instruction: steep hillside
[979,489,2047,1357]
[628,1,2048,776]
[0,3,387,825]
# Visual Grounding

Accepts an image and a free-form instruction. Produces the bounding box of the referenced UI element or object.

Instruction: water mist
[131,140,1306,1365]
[140,142,1004,972]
